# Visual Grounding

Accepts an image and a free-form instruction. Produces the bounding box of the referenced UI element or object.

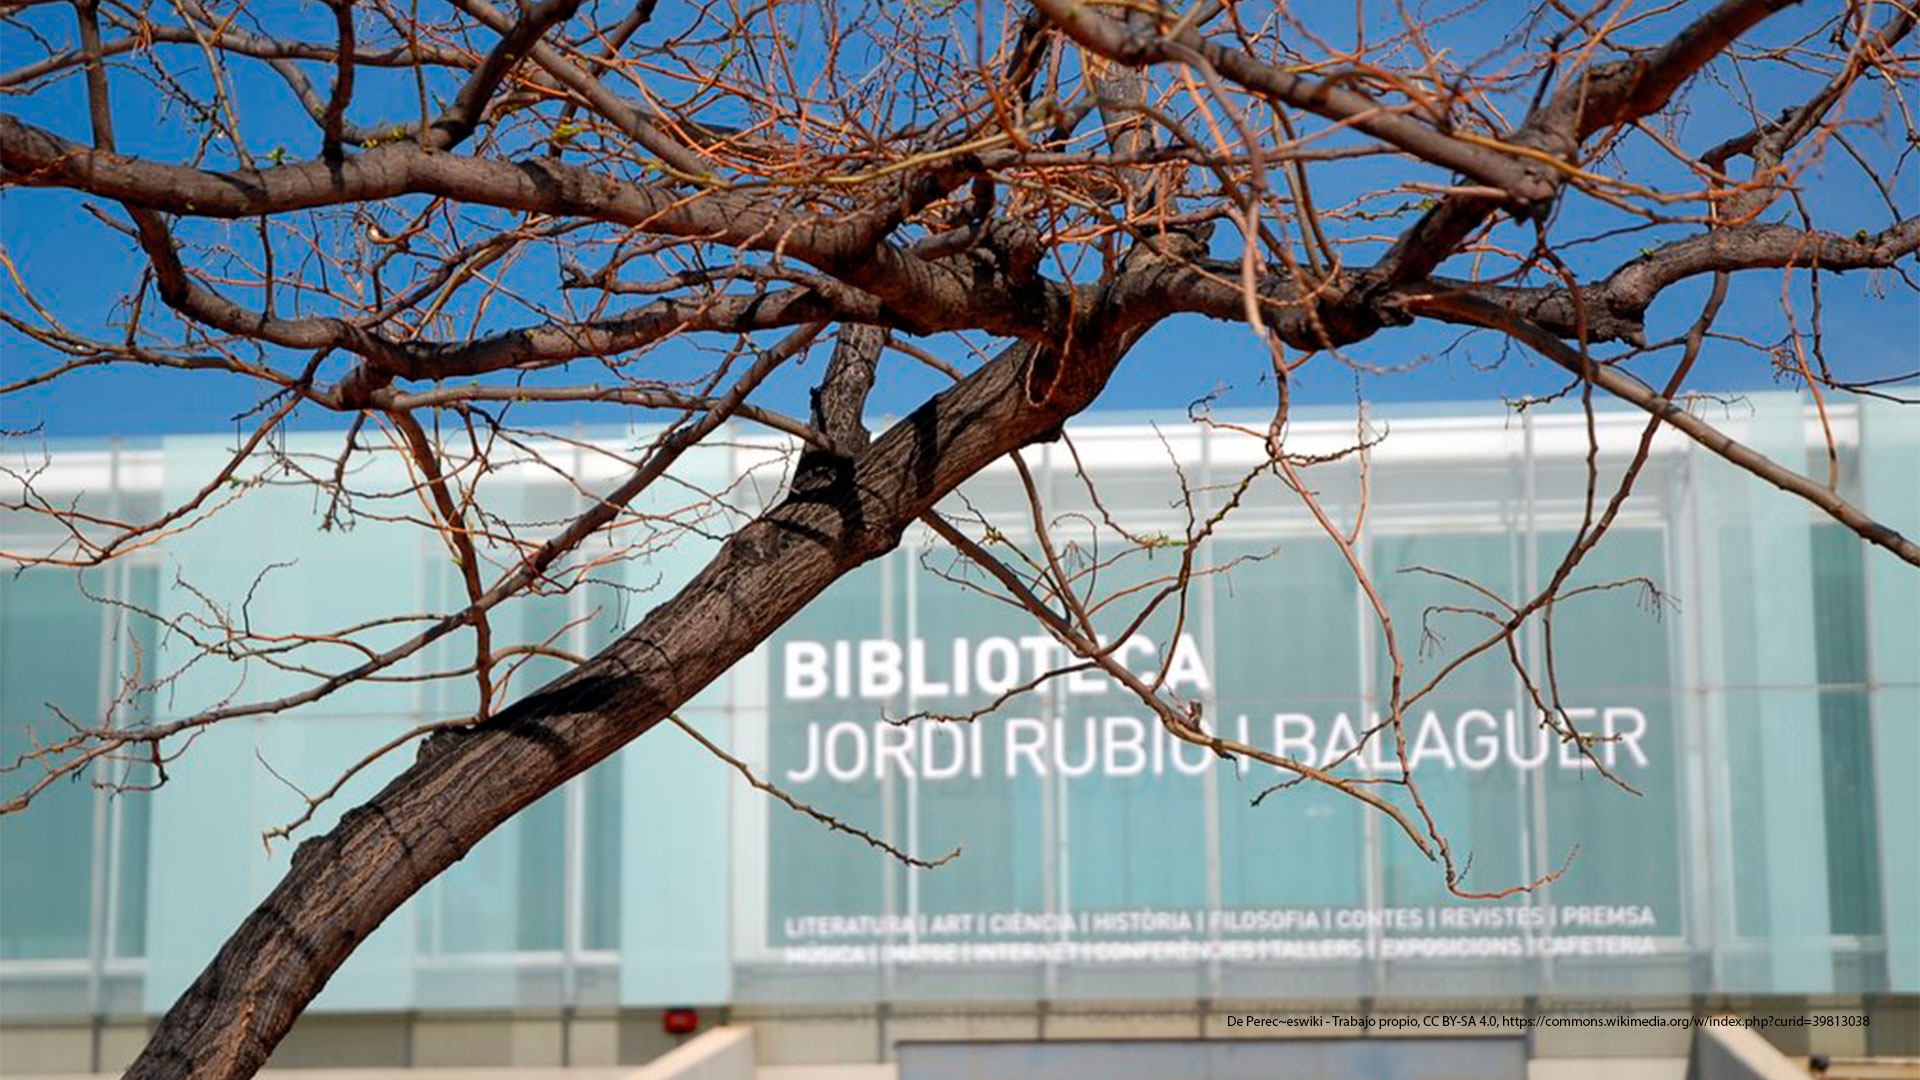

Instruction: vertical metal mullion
[1522,412,1553,991]
[101,536,132,973]
[880,538,898,1000]
[85,438,125,1061]
[422,474,447,958]
[723,431,742,973]
[561,772,585,1009]
[1198,423,1223,999]
[1855,421,1893,976]
[1040,443,1060,1003]
[1673,440,1723,990]
[407,434,439,966]
[1657,449,1702,976]
[905,539,922,943]
[561,436,588,1011]
[1353,408,1385,991]
[1699,433,1741,988]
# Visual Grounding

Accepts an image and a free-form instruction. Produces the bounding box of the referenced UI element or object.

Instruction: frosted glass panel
[0,572,102,961]
[2,398,1914,1016]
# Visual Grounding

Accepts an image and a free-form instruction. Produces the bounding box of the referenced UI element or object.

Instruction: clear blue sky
[2,0,1915,440]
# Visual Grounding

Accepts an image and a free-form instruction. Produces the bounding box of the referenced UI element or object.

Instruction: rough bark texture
[123,334,1113,1078]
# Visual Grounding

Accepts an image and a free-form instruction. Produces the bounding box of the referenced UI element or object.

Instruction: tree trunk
[125,334,1117,1078]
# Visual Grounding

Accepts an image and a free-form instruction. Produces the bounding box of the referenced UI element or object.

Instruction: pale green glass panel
[583,578,627,953]
[1699,394,1831,993]
[1372,530,1522,910]
[611,434,733,1007]
[1807,525,1880,938]
[1537,529,1683,951]
[1860,395,1919,991]
[112,563,161,962]
[754,561,894,1003]
[1215,536,1367,913]
[4,397,1914,1017]
[0,571,102,961]
[142,434,433,1013]
[414,468,613,1004]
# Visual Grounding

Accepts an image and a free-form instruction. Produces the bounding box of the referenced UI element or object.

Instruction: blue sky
[2,0,1915,440]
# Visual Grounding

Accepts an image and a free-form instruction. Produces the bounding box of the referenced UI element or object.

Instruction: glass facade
[1,392,1914,1022]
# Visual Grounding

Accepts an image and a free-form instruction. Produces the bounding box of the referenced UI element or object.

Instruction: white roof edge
[0,405,1864,496]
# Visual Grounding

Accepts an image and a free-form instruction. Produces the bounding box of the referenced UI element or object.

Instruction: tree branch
[1403,289,1920,567]
[0,113,1059,341]
[1031,0,1551,200]
[123,327,1121,1079]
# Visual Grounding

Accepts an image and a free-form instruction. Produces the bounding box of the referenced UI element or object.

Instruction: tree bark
[124,332,1118,1078]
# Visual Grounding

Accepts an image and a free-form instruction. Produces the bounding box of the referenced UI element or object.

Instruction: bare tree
[2,0,1916,1075]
